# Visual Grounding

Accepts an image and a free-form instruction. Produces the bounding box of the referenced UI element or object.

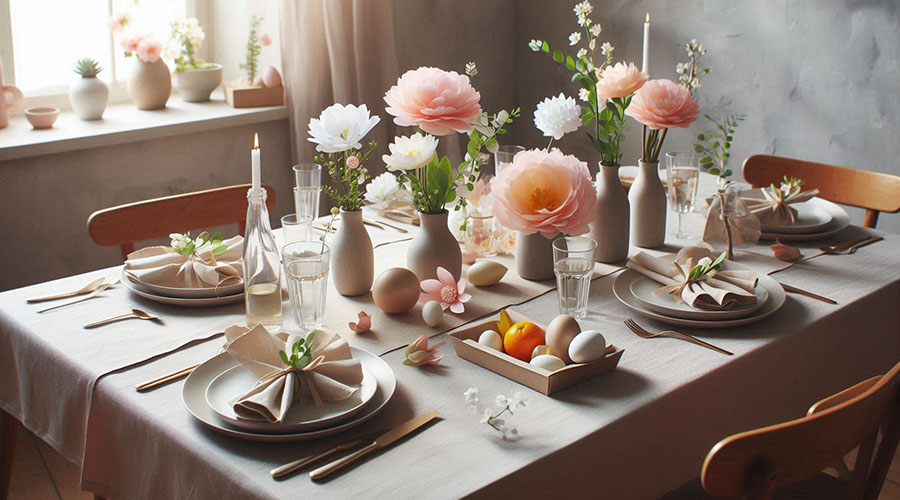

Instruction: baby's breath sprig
[169,231,227,257]
[676,38,709,95]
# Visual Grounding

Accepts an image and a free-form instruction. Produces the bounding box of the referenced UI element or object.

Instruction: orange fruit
[503,322,546,362]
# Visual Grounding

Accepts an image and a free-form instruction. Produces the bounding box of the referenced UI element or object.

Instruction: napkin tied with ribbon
[223,325,363,423]
[125,235,243,289]
[745,182,820,227]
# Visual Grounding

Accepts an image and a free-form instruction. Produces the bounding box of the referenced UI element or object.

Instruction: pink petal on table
[424,351,443,365]
[426,340,446,352]
[410,334,428,352]
[348,311,372,333]
[770,242,802,261]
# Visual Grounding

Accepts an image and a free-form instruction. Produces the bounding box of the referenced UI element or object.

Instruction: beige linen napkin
[222,325,364,424]
[125,235,243,288]
[626,251,759,311]
[744,185,819,227]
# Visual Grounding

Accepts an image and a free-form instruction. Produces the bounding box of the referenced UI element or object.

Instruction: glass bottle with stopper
[243,133,283,330]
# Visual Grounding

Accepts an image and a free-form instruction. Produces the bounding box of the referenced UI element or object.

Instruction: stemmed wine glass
[665,152,700,240]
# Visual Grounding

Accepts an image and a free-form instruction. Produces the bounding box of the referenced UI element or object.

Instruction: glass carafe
[243,188,283,331]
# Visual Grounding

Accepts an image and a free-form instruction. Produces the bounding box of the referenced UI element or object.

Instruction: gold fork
[624,318,733,356]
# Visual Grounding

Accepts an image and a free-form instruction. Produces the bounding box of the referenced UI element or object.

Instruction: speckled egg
[466,261,508,287]
[530,354,566,372]
[545,314,581,364]
[422,300,443,327]
[568,330,607,364]
[478,330,503,351]
[372,268,420,313]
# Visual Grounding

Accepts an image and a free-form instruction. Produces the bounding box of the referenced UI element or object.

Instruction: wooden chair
[742,155,900,228]
[87,184,276,260]
[699,360,900,500]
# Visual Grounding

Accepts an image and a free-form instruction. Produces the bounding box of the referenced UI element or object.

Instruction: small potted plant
[168,18,222,102]
[69,58,109,120]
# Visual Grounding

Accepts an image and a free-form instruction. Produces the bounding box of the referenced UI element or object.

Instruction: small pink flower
[108,13,131,33]
[420,266,471,314]
[384,66,483,136]
[259,33,272,47]
[136,38,162,63]
[771,242,802,261]
[346,155,360,169]
[595,61,647,99]
[120,35,141,52]
[625,79,700,130]
[348,311,372,333]
[403,335,445,366]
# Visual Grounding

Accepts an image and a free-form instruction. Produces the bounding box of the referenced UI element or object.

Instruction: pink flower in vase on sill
[420,266,471,314]
[136,38,162,63]
[259,33,273,46]
[625,79,699,129]
[120,35,141,53]
[108,13,131,33]
[595,61,648,100]
[384,66,482,136]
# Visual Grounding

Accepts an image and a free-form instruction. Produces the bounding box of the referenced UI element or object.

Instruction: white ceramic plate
[121,269,244,307]
[205,364,377,434]
[182,348,395,441]
[757,198,850,242]
[629,275,768,321]
[758,201,833,234]
[124,269,244,298]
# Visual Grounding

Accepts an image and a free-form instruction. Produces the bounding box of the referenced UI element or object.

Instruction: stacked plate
[182,348,396,441]
[613,260,786,329]
[121,268,245,307]
[742,188,850,241]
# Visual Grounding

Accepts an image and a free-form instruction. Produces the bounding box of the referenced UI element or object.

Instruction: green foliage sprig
[279,332,316,369]
[687,251,726,281]
[240,16,262,83]
[694,114,746,178]
[169,231,227,257]
[74,58,103,78]
[316,141,378,211]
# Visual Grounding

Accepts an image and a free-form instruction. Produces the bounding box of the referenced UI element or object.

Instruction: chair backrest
[742,155,900,228]
[87,184,276,260]
[701,360,900,500]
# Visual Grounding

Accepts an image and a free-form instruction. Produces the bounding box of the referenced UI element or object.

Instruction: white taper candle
[251,133,261,194]
[642,12,650,76]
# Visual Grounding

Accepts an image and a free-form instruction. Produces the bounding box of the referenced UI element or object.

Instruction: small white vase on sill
[589,163,630,262]
[331,209,374,296]
[407,211,462,281]
[69,76,108,120]
[628,159,667,248]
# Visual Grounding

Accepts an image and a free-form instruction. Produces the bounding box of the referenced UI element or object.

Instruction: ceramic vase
[408,211,462,281]
[69,76,109,120]
[629,160,667,248]
[128,59,171,110]
[516,232,560,281]
[174,64,223,102]
[589,164,630,262]
[331,209,374,296]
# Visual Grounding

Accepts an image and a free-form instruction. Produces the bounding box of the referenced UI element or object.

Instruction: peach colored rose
[625,79,699,129]
[120,35,141,52]
[489,148,596,237]
[136,38,162,63]
[595,62,647,99]
[384,67,482,136]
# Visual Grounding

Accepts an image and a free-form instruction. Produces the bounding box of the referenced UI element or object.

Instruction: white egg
[422,301,443,327]
[530,354,566,372]
[568,330,607,363]
[478,330,503,351]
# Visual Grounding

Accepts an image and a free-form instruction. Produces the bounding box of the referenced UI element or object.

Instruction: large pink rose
[489,148,596,237]
[625,79,699,129]
[384,67,482,136]
[595,62,647,99]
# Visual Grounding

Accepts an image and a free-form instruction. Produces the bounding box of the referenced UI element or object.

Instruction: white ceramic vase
[515,231,560,281]
[407,211,462,281]
[128,59,171,110]
[331,209,374,297]
[69,76,109,120]
[174,64,223,102]
[589,164,630,262]
[628,160,667,248]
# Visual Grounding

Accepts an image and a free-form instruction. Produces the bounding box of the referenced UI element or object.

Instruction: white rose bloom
[533,93,581,140]
[382,133,438,172]
[307,103,381,154]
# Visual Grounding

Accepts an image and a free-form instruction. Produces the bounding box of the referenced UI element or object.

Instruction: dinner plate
[182,348,396,441]
[757,201,833,234]
[121,269,244,307]
[124,268,244,298]
[757,198,850,242]
[629,275,769,320]
[613,265,786,329]
[205,364,377,433]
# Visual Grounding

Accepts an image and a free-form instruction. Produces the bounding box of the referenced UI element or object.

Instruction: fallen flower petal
[771,242,802,261]
[348,311,372,333]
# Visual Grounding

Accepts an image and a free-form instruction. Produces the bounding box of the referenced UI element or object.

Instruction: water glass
[493,145,525,177]
[552,237,597,319]
[280,214,311,246]
[465,212,497,257]
[282,241,329,331]
[293,164,321,239]
[665,152,700,240]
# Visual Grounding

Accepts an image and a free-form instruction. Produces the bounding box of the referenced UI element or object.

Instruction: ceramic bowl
[24,107,59,129]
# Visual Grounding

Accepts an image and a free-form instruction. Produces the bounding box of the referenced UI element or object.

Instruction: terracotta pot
[407,211,462,281]
[128,59,171,110]
[331,209,374,296]
[174,64,223,102]
[628,160,667,248]
[515,231,560,281]
[69,76,109,120]
[24,107,59,129]
[589,163,630,262]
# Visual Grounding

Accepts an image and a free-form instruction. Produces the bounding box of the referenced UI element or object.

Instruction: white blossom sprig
[464,387,527,441]
[676,38,710,94]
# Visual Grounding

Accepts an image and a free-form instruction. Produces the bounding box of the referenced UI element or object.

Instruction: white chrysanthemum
[577,48,587,59]
[590,24,602,36]
[578,88,591,102]
[569,32,581,46]
[382,133,439,171]
[533,93,581,140]
[573,1,593,18]
[601,42,613,55]
[365,172,404,205]
[307,103,381,153]
[528,39,542,51]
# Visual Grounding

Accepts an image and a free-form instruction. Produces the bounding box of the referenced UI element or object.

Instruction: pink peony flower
[770,242,802,261]
[346,155,360,169]
[489,148,597,237]
[136,38,162,63]
[259,33,272,47]
[108,13,131,33]
[384,67,482,136]
[420,266,472,314]
[595,62,648,100]
[403,335,445,366]
[120,35,141,52]
[348,311,372,333]
[625,79,700,129]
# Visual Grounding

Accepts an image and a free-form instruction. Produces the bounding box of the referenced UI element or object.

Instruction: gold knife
[779,282,837,305]
[309,411,439,480]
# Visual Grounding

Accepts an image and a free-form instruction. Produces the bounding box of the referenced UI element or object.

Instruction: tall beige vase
[589,164,630,262]
[128,59,171,110]
[629,160,667,248]
[331,209,374,296]
[515,232,560,281]
[407,211,462,281]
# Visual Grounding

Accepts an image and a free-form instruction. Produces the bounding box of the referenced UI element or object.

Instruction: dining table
[1,172,898,500]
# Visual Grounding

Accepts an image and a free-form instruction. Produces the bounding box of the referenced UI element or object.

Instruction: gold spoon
[27,277,106,303]
[84,308,163,329]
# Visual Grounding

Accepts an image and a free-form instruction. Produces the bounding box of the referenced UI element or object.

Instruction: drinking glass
[493,145,525,177]
[293,164,322,241]
[280,214,310,247]
[552,237,597,319]
[465,212,497,257]
[665,152,700,240]
[282,241,329,331]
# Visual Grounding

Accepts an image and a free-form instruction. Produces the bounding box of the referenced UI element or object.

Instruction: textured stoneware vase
[408,211,462,281]
[516,232,560,281]
[589,164,630,262]
[69,76,109,120]
[128,59,171,110]
[628,160,667,248]
[331,209,374,296]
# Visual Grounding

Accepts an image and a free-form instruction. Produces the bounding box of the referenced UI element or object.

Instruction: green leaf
[485,138,499,154]
[581,111,595,127]
[552,49,564,63]
[565,55,576,71]
[693,144,704,153]
[709,168,720,175]
[212,244,227,255]
[697,133,705,141]
[183,242,195,255]
[711,251,727,268]
[541,41,550,53]
[725,169,733,176]
[279,350,291,366]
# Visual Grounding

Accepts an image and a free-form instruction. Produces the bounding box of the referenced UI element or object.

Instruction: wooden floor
[6,424,900,499]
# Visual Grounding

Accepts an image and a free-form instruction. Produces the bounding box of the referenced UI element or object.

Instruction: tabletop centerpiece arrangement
[167,18,222,102]
[69,58,109,120]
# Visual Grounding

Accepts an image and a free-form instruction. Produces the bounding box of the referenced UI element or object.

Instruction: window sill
[0,92,288,162]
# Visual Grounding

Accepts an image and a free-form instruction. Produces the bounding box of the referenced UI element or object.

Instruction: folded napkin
[626,250,759,311]
[223,324,364,424]
[744,182,819,227]
[125,235,243,289]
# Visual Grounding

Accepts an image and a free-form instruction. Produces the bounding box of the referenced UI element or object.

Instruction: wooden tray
[448,310,623,395]
[225,84,284,108]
